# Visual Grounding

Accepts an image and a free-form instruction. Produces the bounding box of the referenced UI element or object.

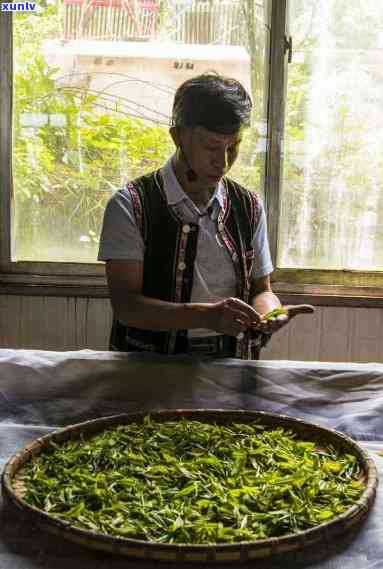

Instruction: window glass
[279,0,383,270]
[13,0,269,262]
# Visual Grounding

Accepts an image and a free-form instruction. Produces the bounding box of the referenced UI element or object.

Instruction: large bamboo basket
[1,410,378,565]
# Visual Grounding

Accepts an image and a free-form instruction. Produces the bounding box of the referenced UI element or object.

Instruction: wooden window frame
[266,0,383,306]
[1,1,383,306]
[0,10,106,296]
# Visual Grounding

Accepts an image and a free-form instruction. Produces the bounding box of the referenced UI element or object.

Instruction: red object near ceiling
[63,0,158,11]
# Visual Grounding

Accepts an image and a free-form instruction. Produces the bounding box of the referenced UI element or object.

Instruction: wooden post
[0,12,12,272]
[265,0,288,269]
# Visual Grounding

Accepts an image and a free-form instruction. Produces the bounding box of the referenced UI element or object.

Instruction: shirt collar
[161,155,225,211]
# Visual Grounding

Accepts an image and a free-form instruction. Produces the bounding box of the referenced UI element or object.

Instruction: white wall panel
[0,295,22,348]
[0,295,382,363]
[349,307,383,363]
[318,307,352,362]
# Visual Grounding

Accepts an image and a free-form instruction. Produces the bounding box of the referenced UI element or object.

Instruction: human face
[175,126,244,187]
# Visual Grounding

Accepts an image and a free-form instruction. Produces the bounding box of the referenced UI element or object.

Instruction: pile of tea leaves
[22,416,363,544]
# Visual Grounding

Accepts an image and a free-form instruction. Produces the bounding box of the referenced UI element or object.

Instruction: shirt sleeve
[252,200,274,279]
[97,188,144,262]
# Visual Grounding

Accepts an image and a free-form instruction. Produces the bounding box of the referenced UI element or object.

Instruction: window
[280,0,383,270]
[1,0,269,271]
[274,0,383,289]
[1,0,383,295]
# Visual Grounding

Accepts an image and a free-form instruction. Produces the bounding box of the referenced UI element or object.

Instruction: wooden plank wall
[0,296,113,351]
[1,295,383,362]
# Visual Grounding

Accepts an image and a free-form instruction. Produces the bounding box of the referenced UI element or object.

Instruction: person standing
[98,72,313,358]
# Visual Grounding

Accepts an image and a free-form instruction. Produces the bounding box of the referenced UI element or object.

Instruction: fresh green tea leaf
[22,417,364,545]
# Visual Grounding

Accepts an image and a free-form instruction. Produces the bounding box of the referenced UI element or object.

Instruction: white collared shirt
[98,156,273,336]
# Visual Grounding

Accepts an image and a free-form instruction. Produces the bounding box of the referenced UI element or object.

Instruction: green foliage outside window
[13,2,265,262]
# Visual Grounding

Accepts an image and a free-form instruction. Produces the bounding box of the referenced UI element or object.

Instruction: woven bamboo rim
[1,409,378,564]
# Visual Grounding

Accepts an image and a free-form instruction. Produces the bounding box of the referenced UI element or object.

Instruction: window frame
[1,1,383,304]
[0,9,109,296]
[266,0,383,302]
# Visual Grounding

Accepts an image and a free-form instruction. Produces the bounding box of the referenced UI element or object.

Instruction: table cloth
[1,349,383,568]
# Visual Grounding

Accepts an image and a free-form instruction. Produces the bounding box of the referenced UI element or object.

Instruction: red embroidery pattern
[218,182,247,358]
[174,232,189,302]
[126,182,145,240]
[153,171,185,355]
[244,250,255,299]
[249,190,261,228]
[154,170,168,207]
[245,190,262,301]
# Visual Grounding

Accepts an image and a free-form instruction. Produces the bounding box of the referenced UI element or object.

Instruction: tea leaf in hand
[263,308,289,321]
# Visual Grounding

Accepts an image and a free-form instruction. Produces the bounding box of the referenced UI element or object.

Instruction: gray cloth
[1,349,383,568]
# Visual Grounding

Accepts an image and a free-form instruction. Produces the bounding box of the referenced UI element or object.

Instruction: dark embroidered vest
[110,169,263,359]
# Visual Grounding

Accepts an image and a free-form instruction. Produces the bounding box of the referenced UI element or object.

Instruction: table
[1,349,383,568]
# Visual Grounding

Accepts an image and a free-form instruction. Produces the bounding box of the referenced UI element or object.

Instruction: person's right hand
[207,297,262,338]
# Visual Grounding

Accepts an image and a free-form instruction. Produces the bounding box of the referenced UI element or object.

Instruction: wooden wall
[0,296,112,352]
[1,295,383,362]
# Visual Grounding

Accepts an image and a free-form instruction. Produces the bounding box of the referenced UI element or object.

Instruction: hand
[208,297,262,338]
[253,304,315,335]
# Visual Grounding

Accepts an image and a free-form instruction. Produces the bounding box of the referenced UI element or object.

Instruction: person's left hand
[251,304,315,335]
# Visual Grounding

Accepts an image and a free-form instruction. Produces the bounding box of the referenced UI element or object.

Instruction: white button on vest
[178,262,186,271]
[182,224,190,234]
[218,222,224,232]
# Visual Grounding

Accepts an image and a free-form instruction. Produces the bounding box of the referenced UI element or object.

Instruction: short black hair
[171,72,252,134]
